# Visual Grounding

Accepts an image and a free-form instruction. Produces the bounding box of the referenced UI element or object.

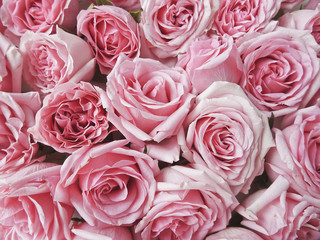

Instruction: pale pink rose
[237,176,320,240]
[77,5,140,75]
[106,55,195,146]
[29,82,113,153]
[72,222,133,240]
[176,33,243,94]
[178,81,273,195]
[237,28,320,117]
[139,0,219,58]
[19,28,95,95]
[0,91,43,174]
[266,104,320,207]
[278,6,320,49]
[0,163,74,240]
[55,140,159,226]
[205,227,264,240]
[213,0,281,39]
[0,0,80,45]
[135,164,238,240]
[0,33,22,92]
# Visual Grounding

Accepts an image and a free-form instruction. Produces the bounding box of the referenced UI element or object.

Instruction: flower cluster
[0,0,320,239]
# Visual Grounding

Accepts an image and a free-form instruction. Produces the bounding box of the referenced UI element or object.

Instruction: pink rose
[176,33,243,94]
[0,0,80,45]
[29,82,113,153]
[55,140,159,226]
[135,164,238,240]
[266,104,320,207]
[179,81,273,195]
[72,222,133,240]
[0,163,74,240]
[206,227,264,240]
[278,6,320,50]
[237,28,320,117]
[0,33,22,92]
[0,91,42,174]
[19,28,95,95]
[106,55,195,146]
[77,5,140,75]
[139,0,219,58]
[213,0,281,39]
[236,176,320,240]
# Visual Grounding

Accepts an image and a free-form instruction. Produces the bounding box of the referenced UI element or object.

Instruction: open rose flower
[0,91,42,174]
[106,55,195,146]
[179,81,273,195]
[176,33,243,94]
[139,0,219,58]
[0,33,22,92]
[0,0,80,45]
[237,28,320,117]
[29,82,112,153]
[19,28,95,95]
[0,163,74,240]
[236,176,320,240]
[135,164,238,240]
[54,140,159,226]
[77,5,140,75]
[206,227,264,240]
[266,104,320,207]
[213,0,281,39]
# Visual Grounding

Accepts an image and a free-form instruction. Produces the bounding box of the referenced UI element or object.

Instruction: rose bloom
[0,33,22,92]
[0,163,74,240]
[278,6,320,51]
[106,55,195,146]
[179,81,273,195]
[176,33,243,94]
[237,176,320,240]
[19,28,95,95]
[213,0,281,39]
[139,0,219,58]
[205,227,264,240]
[0,0,80,45]
[28,81,113,153]
[237,28,320,117]
[77,5,140,75]
[0,91,43,174]
[135,164,238,240]
[266,104,320,207]
[55,140,159,226]
[72,222,133,240]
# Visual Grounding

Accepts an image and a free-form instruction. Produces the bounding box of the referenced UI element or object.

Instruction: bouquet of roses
[0,0,320,239]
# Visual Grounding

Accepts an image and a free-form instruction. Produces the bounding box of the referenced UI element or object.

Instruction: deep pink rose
[0,163,74,240]
[205,227,264,240]
[0,33,22,92]
[55,140,159,226]
[237,176,320,240]
[278,6,320,50]
[29,82,113,153]
[20,28,95,95]
[176,33,243,94]
[237,28,320,117]
[139,0,219,58]
[179,81,273,195]
[0,0,80,45]
[0,91,42,174]
[106,55,194,146]
[77,5,140,75]
[135,164,238,240]
[213,0,281,39]
[72,222,133,240]
[266,104,320,207]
